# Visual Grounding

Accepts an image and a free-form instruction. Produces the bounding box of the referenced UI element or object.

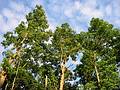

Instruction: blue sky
[0,0,120,62]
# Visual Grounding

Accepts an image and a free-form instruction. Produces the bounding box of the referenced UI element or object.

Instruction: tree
[51,23,79,90]
[1,5,51,90]
[75,18,120,89]
[1,4,120,90]
[0,5,79,90]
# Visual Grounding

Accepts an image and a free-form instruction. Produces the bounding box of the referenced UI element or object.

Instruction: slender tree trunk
[11,61,20,90]
[93,53,100,88]
[45,75,48,90]
[60,63,65,90]
[5,83,8,90]
[0,33,28,88]
[0,71,6,88]
[59,46,66,90]
[94,64,100,83]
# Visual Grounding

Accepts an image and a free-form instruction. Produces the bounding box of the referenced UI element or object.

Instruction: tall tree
[52,23,79,90]
[1,5,51,90]
[75,18,120,89]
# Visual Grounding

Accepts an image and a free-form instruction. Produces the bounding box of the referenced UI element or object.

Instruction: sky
[0,0,120,63]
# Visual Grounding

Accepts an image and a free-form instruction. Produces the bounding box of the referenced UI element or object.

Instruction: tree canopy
[0,5,120,90]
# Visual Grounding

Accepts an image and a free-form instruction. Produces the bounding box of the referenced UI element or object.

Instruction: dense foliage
[75,18,120,89]
[0,5,120,90]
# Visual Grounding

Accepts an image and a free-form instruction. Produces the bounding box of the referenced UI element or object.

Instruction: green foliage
[1,5,52,90]
[1,5,120,90]
[75,18,120,89]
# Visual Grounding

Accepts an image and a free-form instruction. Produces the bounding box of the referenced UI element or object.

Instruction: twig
[11,61,20,90]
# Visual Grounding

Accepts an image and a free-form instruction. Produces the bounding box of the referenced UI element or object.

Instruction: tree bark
[0,33,28,88]
[59,46,66,90]
[59,62,65,90]
[94,64,100,85]
[0,71,6,88]
[45,75,48,90]
[94,53,100,88]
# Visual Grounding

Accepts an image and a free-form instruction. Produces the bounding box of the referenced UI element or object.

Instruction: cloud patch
[0,1,32,34]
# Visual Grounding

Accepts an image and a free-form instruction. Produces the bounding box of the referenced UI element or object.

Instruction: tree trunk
[45,75,48,90]
[94,64,100,85]
[94,53,100,88]
[59,63,65,90]
[0,71,6,88]
[59,46,66,90]
[0,33,28,88]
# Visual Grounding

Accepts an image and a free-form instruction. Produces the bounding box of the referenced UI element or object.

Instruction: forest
[0,5,120,90]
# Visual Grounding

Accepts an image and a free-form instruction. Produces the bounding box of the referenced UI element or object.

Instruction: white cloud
[10,1,25,12]
[113,19,120,26]
[31,0,41,8]
[74,1,81,10]
[0,1,31,33]
[2,8,14,18]
[64,9,74,18]
[111,0,120,17]
[0,45,4,55]
[0,14,9,33]
[0,14,3,23]
[105,5,112,16]
[0,13,19,33]
[81,6,103,18]
[85,0,97,8]
[52,5,61,13]
[47,17,57,31]
[63,0,103,19]
[74,0,103,18]
[63,2,75,18]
